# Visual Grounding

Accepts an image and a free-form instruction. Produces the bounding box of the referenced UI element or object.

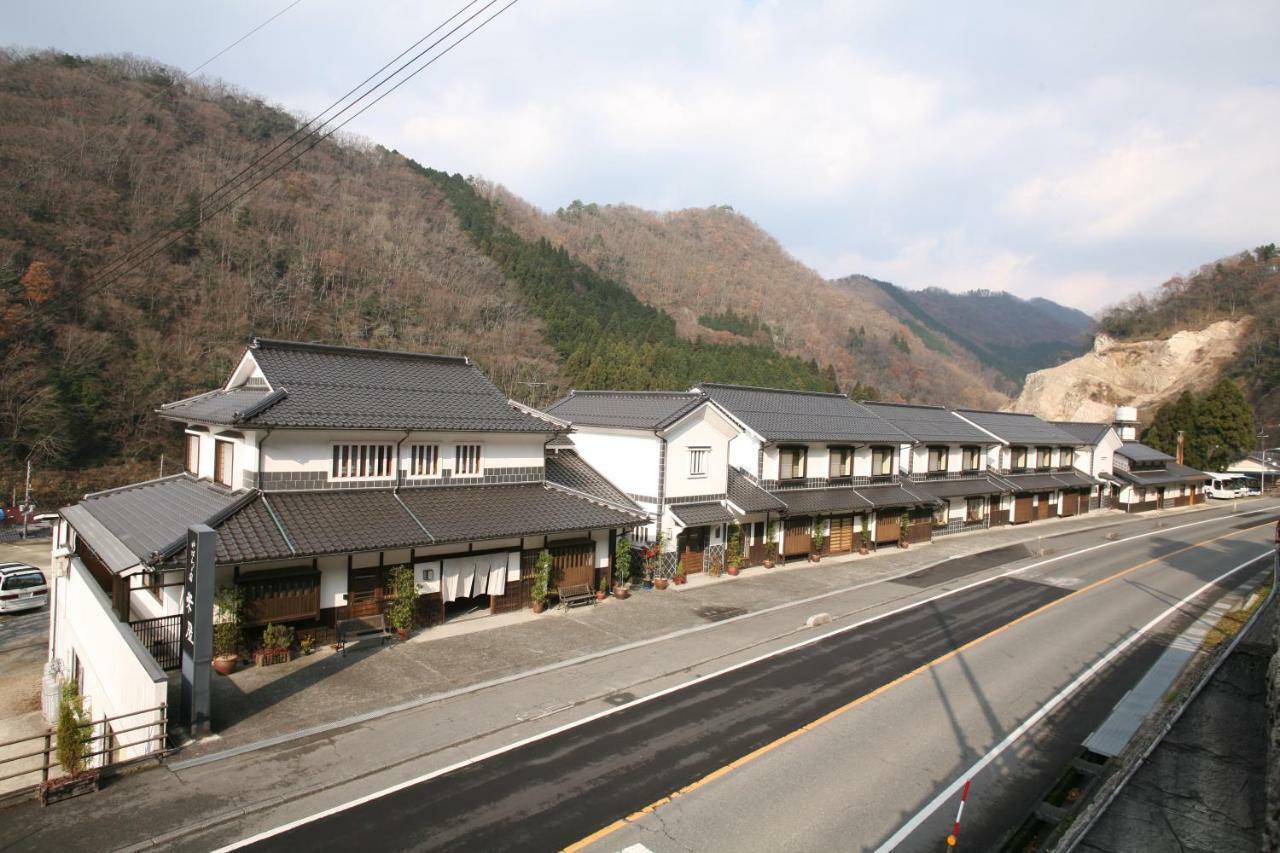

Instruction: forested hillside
[0,51,835,507]
[1097,246,1280,423]
[845,276,1094,390]
[489,193,1008,408]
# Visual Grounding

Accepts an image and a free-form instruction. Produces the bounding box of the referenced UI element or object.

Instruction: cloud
[6,0,1278,313]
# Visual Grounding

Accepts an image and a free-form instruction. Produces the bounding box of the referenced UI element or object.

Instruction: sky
[9,1,1280,313]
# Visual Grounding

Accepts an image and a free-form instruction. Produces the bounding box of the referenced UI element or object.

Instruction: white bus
[1208,474,1249,499]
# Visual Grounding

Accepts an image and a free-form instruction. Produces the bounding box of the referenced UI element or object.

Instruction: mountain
[1015,246,1279,424]
[489,193,1009,409]
[837,275,1094,392]
[0,50,839,505]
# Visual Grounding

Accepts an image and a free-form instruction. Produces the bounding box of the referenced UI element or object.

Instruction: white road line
[179,504,1267,772]
[874,548,1275,852]
[210,514,1273,851]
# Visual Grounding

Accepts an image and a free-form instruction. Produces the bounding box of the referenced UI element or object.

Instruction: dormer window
[214,439,234,487]
[828,446,853,479]
[409,444,439,477]
[689,447,709,478]
[332,443,394,480]
[185,434,200,475]
[962,446,981,472]
[455,444,482,476]
[779,446,807,480]
[927,446,948,474]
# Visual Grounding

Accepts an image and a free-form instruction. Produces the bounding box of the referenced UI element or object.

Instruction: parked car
[0,562,48,613]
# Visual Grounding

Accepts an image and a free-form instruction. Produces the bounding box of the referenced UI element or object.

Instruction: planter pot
[532,601,547,614]
[654,577,669,590]
[254,647,291,668]
[613,585,631,600]
[38,769,100,806]
[808,554,821,563]
[726,565,740,576]
[596,591,608,601]
[396,628,411,641]
[642,580,654,590]
[212,654,238,676]
[899,541,909,549]
[762,559,775,569]
[858,546,869,556]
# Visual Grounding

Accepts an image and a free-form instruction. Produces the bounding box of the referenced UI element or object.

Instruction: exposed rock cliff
[1013,319,1248,422]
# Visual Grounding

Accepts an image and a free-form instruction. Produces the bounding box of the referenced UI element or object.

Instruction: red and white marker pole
[946,779,971,847]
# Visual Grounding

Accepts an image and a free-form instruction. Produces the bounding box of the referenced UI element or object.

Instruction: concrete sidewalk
[194,502,1256,762]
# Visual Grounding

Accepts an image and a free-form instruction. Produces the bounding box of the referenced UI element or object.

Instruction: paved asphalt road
[224,508,1279,853]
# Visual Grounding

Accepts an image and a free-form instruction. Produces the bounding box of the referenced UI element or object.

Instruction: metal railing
[129,614,182,671]
[0,704,168,798]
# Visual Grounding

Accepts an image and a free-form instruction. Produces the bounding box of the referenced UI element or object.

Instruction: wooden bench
[557,583,596,612]
[336,614,393,656]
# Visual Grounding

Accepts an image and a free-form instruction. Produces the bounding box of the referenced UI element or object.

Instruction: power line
[187,0,306,79]
[93,0,485,285]
[85,0,522,300]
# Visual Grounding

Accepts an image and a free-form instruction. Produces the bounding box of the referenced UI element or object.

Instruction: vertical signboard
[179,524,215,735]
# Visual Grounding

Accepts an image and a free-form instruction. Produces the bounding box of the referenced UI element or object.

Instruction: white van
[1208,475,1247,499]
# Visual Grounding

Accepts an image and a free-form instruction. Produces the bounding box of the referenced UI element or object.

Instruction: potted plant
[673,561,687,585]
[899,510,911,549]
[726,521,743,576]
[614,536,633,600]
[212,586,243,676]
[39,680,98,805]
[255,622,294,667]
[654,574,669,590]
[531,549,552,612]
[763,521,778,568]
[387,563,416,640]
[859,515,870,555]
[809,521,826,562]
[300,634,316,656]
[596,574,608,601]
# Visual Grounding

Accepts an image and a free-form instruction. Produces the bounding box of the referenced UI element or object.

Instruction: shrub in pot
[615,535,634,599]
[859,515,870,555]
[809,522,826,562]
[212,586,244,675]
[763,521,778,568]
[726,521,743,575]
[41,680,97,805]
[257,622,294,666]
[532,549,552,612]
[387,564,416,639]
[899,510,911,549]
[597,574,608,601]
[673,562,687,585]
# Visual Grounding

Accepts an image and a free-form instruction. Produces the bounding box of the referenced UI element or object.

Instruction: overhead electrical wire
[88,0,519,298]
[92,0,485,285]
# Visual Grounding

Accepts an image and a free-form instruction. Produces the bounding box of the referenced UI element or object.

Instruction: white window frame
[962,446,981,472]
[779,445,807,480]
[184,433,200,475]
[927,445,949,473]
[455,444,483,476]
[872,446,895,477]
[689,447,710,478]
[330,443,395,480]
[408,444,440,477]
[828,446,853,479]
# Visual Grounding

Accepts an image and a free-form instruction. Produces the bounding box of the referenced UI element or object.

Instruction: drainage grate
[693,605,748,622]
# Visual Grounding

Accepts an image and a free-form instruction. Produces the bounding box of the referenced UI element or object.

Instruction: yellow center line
[562,519,1274,852]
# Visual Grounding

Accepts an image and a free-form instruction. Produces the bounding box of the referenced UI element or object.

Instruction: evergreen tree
[1196,379,1255,471]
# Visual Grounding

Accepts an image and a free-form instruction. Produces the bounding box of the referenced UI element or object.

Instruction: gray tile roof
[772,487,873,515]
[955,410,1086,446]
[670,502,735,526]
[161,338,553,433]
[213,483,646,564]
[65,475,248,572]
[545,391,705,430]
[1052,470,1099,489]
[1112,464,1211,486]
[545,450,639,510]
[861,403,993,445]
[996,473,1070,493]
[915,477,1007,500]
[727,468,786,513]
[699,384,911,444]
[1053,421,1113,445]
[546,434,576,449]
[1116,442,1175,464]
[854,482,937,508]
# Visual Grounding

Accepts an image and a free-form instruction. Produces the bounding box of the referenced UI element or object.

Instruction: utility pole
[21,456,31,540]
